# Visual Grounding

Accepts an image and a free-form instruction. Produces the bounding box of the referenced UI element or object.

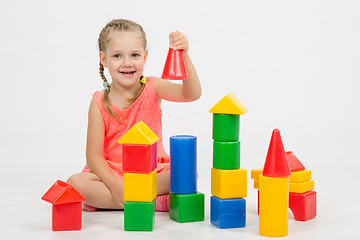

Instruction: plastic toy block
[161,48,188,80]
[170,135,197,194]
[213,140,240,169]
[42,180,85,205]
[211,168,247,199]
[42,180,85,231]
[118,121,159,145]
[124,200,155,231]
[259,175,289,237]
[52,203,82,231]
[262,129,291,178]
[251,168,263,180]
[210,196,246,229]
[290,170,312,183]
[169,192,204,223]
[254,179,259,189]
[209,93,248,115]
[286,151,305,172]
[212,114,239,141]
[124,170,157,202]
[289,191,317,221]
[122,143,157,173]
[289,180,315,194]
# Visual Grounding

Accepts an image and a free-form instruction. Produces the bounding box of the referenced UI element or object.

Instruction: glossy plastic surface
[211,168,247,199]
[118,121,159,145]
[170,135,197,194]
[286,151,305,172]
[169,192,204,223]
[289,191,317,221]
[124,201,155,231]
[262,129,291,177]
[161,48,188,80]
[210,196,246,229]
[209,93,248,115]
[124,170,157,202]
[122,143,157,173]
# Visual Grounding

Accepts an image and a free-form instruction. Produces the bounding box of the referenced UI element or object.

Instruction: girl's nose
[122,56,132,66]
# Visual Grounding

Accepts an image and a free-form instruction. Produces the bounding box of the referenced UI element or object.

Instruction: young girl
[67,19,201,211]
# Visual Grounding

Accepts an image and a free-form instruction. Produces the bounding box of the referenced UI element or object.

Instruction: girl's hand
[169,31,189,54]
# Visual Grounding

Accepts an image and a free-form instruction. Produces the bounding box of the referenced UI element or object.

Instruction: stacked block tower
[169,135,205,223]
[251,151,317,222]
[118,121,158,231]
[209,93,248,229]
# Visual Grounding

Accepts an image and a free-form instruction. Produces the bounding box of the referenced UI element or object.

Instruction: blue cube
[210,196,246,229]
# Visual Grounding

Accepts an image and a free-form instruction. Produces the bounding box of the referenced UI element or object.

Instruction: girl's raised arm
[155,31,201,102]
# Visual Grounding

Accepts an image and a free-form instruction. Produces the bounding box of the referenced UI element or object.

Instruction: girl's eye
[113,54,120,58]
[132,53,140,57]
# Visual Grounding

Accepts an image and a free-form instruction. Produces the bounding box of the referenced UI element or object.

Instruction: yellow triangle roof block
[118,121,159,145]
[209,93,248,115]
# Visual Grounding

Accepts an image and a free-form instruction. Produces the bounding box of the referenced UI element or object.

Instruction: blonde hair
[98,19,147,121]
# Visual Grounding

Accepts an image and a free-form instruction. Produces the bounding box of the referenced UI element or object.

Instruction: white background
[0,0,359,239]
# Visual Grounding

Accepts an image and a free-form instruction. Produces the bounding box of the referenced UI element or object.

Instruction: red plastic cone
[161,48,188,80]
[262,129,291,177]
[286,151,305,172]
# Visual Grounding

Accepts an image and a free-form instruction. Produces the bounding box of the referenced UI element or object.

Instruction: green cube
[124,201,154,231]
[169,192,205,223]
[213,114,239,141]
[213,140,240,169]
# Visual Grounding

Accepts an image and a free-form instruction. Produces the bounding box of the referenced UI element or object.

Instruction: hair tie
[140,76,147,84]
[103,81,110,92]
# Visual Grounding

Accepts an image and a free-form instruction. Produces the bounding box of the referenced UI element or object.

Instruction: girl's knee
[67,173,83,190]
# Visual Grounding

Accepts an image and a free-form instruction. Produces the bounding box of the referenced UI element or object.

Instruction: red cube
[122,142,157,173]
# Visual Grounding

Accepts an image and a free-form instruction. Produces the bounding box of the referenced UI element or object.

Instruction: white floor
[1,188,359,240]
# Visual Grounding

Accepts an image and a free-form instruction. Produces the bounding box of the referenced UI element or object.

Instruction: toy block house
[41,180,85,231]
[169,135,204,223]
[209,93,248,229]
[118,121,158,231]
[251,151,317,222]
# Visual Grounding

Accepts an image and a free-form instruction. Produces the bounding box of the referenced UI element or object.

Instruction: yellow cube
[289,180,314,194]
[211,168,247,199]
[251,168,263,180]
[289,170,312,183]
[124,169,157,202]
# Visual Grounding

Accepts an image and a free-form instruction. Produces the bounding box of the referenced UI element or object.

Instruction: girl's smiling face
[100,30,148,89]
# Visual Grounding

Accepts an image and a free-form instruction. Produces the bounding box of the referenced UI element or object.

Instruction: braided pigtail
[99,62,120,122]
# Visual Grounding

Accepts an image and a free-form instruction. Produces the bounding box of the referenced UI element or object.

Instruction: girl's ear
[99,51,108,68]
[144,50,148,63]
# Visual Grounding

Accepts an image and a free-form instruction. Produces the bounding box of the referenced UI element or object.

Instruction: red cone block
[262,129,291,177]
[161,48,188,80]
[286,151,305,172]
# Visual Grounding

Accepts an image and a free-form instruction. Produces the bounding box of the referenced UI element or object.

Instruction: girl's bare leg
[67,172,124,209]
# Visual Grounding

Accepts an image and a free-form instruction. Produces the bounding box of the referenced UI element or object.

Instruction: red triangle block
[262,129,291,177]
[286,151,305,172]
[42,180,85,205]
[161,48,188,80]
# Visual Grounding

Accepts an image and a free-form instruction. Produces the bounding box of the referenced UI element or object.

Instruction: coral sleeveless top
[82,77,169,178]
